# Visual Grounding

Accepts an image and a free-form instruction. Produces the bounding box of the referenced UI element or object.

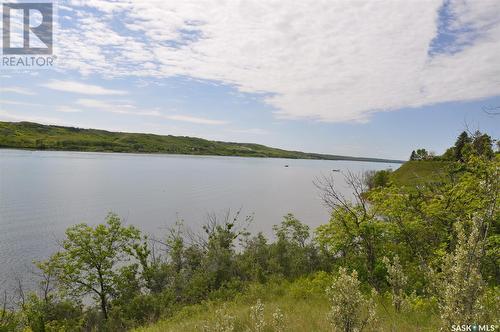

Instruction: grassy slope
[391,160,451,186]
[0,121,403,163]
[135,279,439,332]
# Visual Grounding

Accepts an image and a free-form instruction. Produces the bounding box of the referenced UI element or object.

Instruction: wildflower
[202,305,235,332]
[272,307,285,332]
[250,299,265,332]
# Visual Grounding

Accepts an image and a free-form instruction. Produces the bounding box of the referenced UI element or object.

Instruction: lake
[0,149,398,285]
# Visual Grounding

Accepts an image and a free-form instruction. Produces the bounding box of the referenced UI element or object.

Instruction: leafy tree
[370,154,499,291]
[238,233,271,282]
[273,213,310,248]
[364,170,391,190]
[202,211,249,290]
[17,260,83,332]
[315,172,385,287]
[415,148,429,160]
[45,214,142,320]
[370,183,441,276]
[409,149,431,161]
[454,131,471,161]
[270,214,317,278]
[441,147,455,161]
[1,291,21,332]
[135,223,185,296]
[410,151,417,161]
[21,293,82,332]
[472,131,494,159]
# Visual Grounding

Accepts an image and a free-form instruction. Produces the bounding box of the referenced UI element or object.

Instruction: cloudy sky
[1,0,499,159]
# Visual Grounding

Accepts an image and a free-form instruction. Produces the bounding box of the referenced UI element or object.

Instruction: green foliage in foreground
[0,121,401,162]
[134,273,440,332]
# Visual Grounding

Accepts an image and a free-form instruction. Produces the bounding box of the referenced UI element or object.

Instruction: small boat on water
[332,169,340,172]
[284,165,289,167]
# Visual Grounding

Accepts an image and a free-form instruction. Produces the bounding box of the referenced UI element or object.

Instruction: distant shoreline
[0,147,404,164]
[0,121,405,164]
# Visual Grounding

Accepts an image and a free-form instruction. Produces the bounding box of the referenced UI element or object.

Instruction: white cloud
[55,106,83,113]
[1,87,36,95]
[75,98,227,125]
[53,0,500,122]
[229,128,268,135]
[0,99,39,107]
[75,98,136,112]
[40,80,127,95]
[165,114,227,125]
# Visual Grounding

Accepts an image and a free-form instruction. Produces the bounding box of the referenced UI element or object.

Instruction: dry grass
[134,283,439,332]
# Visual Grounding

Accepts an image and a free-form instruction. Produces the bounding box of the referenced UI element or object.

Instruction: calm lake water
[0,149,399,285]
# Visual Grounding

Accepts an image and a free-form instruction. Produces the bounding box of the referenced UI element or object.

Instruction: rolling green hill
[0,121,403,163]
[390,160,451,186]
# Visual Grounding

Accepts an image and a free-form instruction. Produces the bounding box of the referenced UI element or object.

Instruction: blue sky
[1,0,499,160]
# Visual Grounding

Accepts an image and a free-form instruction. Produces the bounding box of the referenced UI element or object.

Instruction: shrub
[271,307,285,332]
[382,255,408,312]
[326,268,376,332]
[202,304,235,332]
[435,218,487,328]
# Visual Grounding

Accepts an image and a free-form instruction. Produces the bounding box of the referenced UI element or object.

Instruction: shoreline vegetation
[0,129,498,332]
[0,121,404,163]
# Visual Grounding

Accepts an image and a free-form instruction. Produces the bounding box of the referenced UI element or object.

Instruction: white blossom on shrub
[202,305,235,332]
[272,307,285,332]
[382,255,408,312]
[326,267,377,332]
[435,218,486,329]
[249,299,265,332]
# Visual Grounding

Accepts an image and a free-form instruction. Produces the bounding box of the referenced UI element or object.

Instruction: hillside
[0,121,403,163]
[390,160,451,186]
[134,277,439,332]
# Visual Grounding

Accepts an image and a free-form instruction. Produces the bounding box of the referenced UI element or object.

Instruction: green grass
[0,121,403,163]
[391,160,451,186]
[134,278,440,332]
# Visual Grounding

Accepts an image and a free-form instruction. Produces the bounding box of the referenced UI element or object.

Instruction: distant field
[0,121,403,163]
[391,160,451,186]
